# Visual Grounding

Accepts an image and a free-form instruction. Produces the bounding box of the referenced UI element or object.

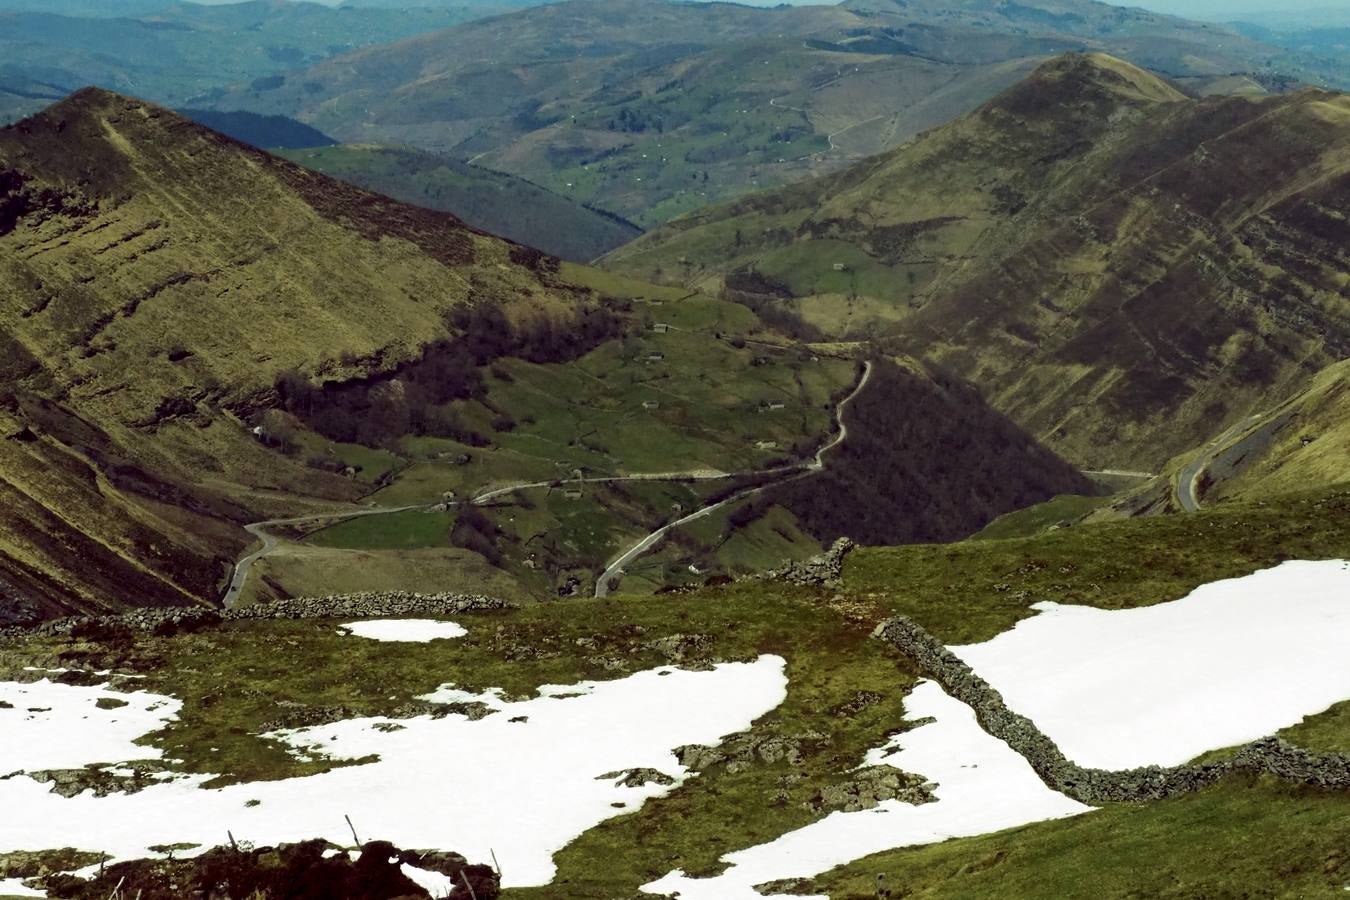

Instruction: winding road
[222,362,873,607]
[1174,413,1267,513]
[594,360,873,597]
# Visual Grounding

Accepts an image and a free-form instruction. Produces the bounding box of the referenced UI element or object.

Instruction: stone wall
[757,537,856,589]
[0,591,513,641]
[872,615,1350,801]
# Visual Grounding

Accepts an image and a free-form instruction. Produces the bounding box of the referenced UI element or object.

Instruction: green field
[972,493,1113,541]
[307,509,457,551]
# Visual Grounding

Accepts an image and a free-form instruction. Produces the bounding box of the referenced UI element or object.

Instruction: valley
[0,1,1347,897]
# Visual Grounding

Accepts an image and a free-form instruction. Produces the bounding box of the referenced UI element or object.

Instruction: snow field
[0,657,788,888]
[953,559,1350,768]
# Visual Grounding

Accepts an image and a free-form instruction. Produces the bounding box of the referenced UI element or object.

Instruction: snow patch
[0,657,787,889]
[401,864,454,898]
[0,680,180,776]
[0,877,45,897]
[338,620,467,643]
[644,681,1090,899]
[953,559,1350,768]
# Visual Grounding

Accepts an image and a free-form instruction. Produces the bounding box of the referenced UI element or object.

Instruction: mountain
[604,53,1350,471]
[0,87,590,621]
[0,1,500,124]
[202,0,1346,228]
[276,143,641,261]
[1,87,1097,618]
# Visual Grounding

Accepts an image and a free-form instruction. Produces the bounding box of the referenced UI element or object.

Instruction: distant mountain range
[197,0,1350,228]
[0,1,504,123]
[275,144,642,261]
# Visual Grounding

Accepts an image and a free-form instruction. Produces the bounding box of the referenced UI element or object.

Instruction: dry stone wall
[0,592,513,641]
[872,615,1350,801]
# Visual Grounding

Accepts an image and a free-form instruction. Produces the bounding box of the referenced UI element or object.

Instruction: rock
[0,591,515,642]
[756,538,856,589]
[596,767,677,788]
[810,766,935,813]
[642,632,711,663]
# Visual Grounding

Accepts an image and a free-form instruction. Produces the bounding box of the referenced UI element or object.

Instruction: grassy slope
[809,775,1349,899]
[2,485,1346,897]
[277,144,641,262]
[606,54,1350,472]
[0,89,589,617]
[972,494,1112,541]
[1215,358,1350,502]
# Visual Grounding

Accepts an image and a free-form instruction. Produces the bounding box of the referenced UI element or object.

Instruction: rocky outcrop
[873,615,1350,802]
[37,838,499,900]
[758,538,856,589]
[597,767,677,788]
[810,765,935,813]
[0,591,514,641]
[677,730,831,775]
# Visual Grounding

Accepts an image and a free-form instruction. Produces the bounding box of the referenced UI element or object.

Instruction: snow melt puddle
[338,619,467,642]
[953,559,1350,769]
[0,657,787,889]
[645,681,1091,900]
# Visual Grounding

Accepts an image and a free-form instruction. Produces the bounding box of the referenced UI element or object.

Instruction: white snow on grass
[338,619,467,642]
[0,657,787,889]
[643,680,1091,900]
[0,877,46,897]
[0,680,179,776]
[952,559,1350,769]
[401,864,454,899]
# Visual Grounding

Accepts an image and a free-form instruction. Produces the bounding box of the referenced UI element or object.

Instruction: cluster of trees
[768,359,1095,545]
[451,504,503,566]
[274,301,626,448]
[607,106,664,134]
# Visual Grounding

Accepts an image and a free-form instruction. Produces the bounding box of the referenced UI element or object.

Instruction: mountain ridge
[603,53,1350,470]
[0,86,593,619]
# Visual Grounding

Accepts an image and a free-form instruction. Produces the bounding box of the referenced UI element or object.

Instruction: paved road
[1175,414,1266,513]
[222,362,873,606]
[595,360,873,597]
[222,505,420,608]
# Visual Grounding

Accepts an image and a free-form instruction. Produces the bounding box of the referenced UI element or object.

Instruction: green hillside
[0,88,591,620]
[277,144,641,262]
